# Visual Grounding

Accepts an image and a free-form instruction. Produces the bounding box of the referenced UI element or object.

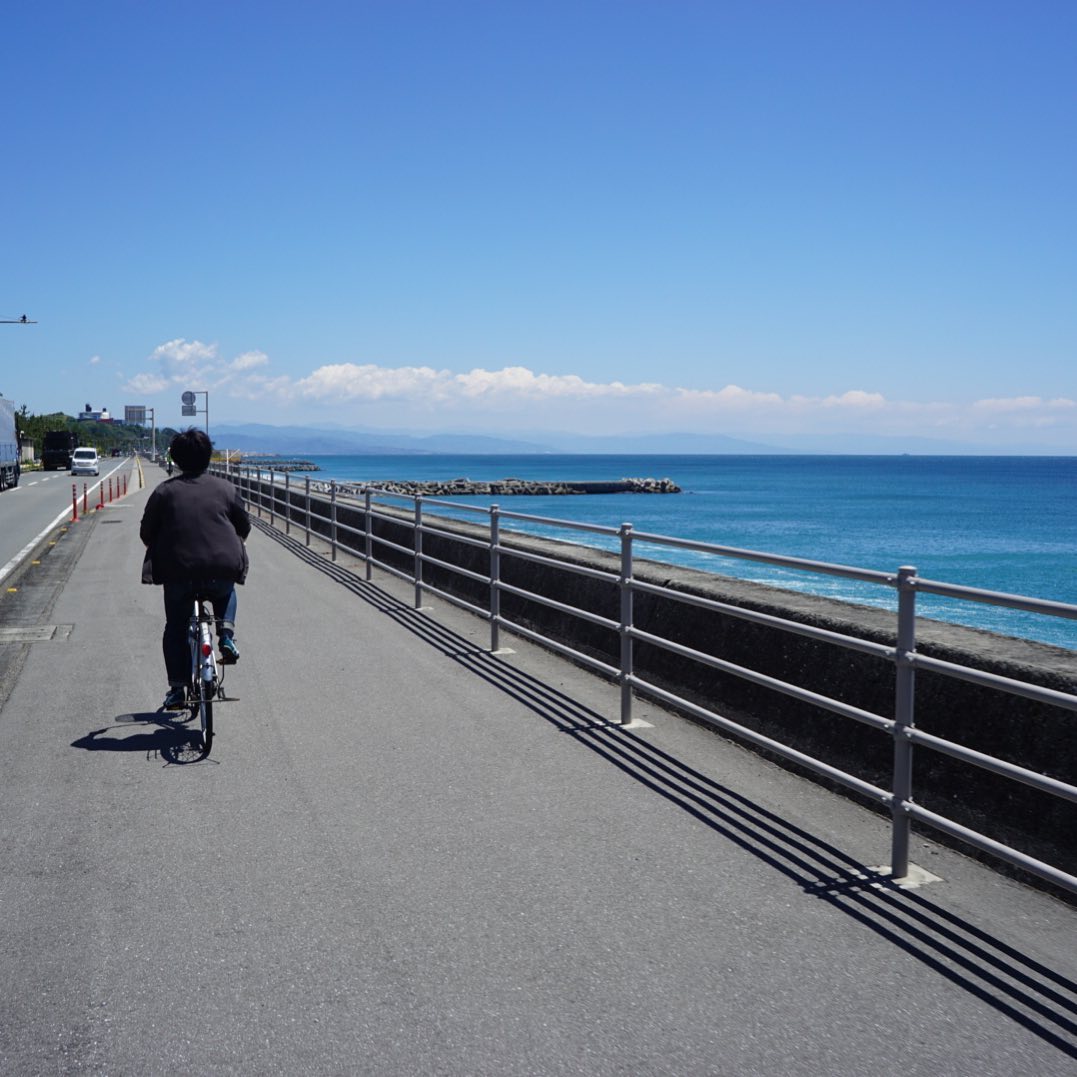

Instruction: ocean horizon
[262,453,1075,651]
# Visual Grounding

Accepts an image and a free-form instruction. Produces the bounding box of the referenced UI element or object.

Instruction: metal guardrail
[220,465,1077,895]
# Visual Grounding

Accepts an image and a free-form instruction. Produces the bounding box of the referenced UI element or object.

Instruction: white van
[70,448,100,476]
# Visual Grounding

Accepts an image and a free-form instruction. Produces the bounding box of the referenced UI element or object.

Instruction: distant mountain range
[210,422,1071,456]
[211,423,785,455]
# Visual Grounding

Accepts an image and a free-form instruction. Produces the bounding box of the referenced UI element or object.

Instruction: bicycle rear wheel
[186,681,214,755]
[198,687,214,752]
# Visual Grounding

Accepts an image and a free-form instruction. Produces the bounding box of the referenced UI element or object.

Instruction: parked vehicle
[42,430,78,470]
[0,397,20,491]
[70,447,100,476]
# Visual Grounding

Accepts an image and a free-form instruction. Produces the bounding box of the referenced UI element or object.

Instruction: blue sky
[3,1,1075,449]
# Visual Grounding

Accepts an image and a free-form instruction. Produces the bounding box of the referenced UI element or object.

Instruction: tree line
[14,407,179,456]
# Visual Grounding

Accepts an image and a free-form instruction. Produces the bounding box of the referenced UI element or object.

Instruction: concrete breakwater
[238,457,320,472]
[323,476,682,497]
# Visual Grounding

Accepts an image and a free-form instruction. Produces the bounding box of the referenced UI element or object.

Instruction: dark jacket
[140,472,251,585]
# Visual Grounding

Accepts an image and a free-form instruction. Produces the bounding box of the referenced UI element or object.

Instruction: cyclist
[140,428,251,709]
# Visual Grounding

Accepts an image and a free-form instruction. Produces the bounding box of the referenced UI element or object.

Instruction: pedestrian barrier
[219,464,1077,896]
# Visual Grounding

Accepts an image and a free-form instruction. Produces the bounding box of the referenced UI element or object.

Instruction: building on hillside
[77,403,112,422]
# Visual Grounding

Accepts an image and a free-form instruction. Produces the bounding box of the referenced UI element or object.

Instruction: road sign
[181,391,196,406]
[181,405,197,416]
[124,406,146,424]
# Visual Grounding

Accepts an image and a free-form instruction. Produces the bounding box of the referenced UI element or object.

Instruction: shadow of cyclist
[71,712,212,764]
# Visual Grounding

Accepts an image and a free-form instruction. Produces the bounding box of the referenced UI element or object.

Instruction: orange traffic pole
[72,484,78,522]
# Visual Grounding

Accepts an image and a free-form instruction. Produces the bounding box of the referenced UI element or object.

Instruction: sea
[292,454,1076,651]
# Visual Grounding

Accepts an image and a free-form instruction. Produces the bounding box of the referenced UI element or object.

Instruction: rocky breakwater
[333,477,682,497]
[240,456,320,473]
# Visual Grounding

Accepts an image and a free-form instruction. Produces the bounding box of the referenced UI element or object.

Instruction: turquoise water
[295,454,1076,650]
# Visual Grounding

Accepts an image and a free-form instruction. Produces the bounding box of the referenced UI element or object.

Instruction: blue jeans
[162,580,237,686]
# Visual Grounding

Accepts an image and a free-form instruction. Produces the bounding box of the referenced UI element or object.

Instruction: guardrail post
[490,504,501,652]
[304,477,312,547]
[330,482,338,562]
[364,488,373,580]
[619,523,634,726]
[414,496,424,608]
[284,472,291,536]
[891,565,918,879]
[268,471,276,527]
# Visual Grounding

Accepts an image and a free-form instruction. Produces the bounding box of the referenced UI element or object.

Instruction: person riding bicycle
[140,428,251,710]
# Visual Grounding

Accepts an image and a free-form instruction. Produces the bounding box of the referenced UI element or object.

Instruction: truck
[0,397,20,491]
[42,429,78,471]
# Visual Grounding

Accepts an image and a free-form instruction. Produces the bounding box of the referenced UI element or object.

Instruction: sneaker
[162,686,187,709]
[219,635,240,664]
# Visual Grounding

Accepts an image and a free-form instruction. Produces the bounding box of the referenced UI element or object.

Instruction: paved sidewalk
[1,472,1076,1075]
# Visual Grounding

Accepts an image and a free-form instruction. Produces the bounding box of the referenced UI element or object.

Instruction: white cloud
[230,351,270,372]
[88,355,101,365]
[126,372,172,393]
[123,338,223,396]
[121,342,1077,446]
[453,366,663,399]
[295,363,448,401]
[124,338,272,397]
[150,338,218,367]
[226,373,295,401]
[821,390,886,409]
[672,385,785,409]
[973,395,1076,414]
[966,395,1077,431]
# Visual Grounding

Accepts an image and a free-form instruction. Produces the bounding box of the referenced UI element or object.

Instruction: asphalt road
[0,458,134,583]
[1,470,1076,1075]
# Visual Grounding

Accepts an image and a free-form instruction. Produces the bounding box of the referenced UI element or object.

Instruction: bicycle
[186,591,226,754]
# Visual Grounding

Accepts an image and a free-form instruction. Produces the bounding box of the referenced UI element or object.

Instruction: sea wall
[251,475,1077,880]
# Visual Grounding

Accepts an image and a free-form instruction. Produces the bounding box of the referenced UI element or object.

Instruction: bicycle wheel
[198,684,214,752]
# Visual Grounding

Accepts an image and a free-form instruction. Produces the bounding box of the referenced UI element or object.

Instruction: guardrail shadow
[256,519,1077,1060]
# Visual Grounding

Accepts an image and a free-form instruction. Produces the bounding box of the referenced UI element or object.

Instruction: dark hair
[170,428,213,473]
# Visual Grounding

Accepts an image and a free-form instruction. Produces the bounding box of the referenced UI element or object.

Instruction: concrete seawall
[256,477,1077,881]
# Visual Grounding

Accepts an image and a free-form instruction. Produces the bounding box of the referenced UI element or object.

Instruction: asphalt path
[1,470,1076,1075]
